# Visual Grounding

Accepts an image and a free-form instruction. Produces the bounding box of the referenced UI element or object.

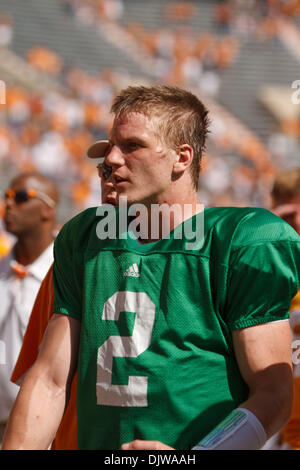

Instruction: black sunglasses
[97,162,112,180]
[4,188,56,207]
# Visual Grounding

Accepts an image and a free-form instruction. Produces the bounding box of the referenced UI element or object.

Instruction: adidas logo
[124,263,140,278]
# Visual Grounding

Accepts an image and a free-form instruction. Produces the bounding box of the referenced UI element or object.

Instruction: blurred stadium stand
[0,0,299,233]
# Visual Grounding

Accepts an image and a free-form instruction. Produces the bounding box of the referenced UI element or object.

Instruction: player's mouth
[114,175,128,186]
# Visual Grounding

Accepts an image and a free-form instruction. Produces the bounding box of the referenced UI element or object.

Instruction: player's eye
[129,142,139,149]
[123,141,141,153]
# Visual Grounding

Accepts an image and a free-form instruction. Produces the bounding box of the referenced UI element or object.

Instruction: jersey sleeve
[52,217,84,321]
[223,209,300,330]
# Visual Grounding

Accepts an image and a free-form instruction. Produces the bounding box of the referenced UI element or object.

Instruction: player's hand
[122,439,175,450]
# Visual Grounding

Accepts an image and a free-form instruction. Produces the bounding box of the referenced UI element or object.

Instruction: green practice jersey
[52,206,300,449]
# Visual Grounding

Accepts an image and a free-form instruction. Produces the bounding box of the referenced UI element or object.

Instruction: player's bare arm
[122,320,293,451]
[232,320,293,438]
[2,313,80,450]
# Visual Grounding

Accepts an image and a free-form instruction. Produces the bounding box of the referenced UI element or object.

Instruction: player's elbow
[24,360,68,402]
[270,384,293,426]
[260,364,294,435]
[247,363,293,439]
[274,378,294,427]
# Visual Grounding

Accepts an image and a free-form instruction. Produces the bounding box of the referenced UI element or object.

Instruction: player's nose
[105,144,125,168]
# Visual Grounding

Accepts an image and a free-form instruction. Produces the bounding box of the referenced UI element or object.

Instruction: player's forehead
[110,111,160,142]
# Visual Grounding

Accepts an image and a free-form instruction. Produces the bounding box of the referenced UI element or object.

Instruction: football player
[3,85,300,450]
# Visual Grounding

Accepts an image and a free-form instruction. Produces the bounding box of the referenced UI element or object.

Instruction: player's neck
[137,193,203,244]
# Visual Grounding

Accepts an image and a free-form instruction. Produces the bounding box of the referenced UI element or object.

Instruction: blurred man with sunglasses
[0,171,59,443]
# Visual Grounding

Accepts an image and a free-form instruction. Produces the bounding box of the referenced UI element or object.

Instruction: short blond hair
[111,85,210,190]
[271,167,300,205]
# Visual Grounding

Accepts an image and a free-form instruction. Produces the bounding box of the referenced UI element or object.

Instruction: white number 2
[96,291,156,407]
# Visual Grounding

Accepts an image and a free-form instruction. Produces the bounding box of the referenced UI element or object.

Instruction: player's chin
[117,189,136,206]
[104,193,118,205]
[120,188,152,206]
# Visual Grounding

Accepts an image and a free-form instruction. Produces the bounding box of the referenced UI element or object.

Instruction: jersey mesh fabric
[52,206,300,450]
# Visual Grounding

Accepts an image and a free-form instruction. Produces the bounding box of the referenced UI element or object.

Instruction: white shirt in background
[0,243,54,422]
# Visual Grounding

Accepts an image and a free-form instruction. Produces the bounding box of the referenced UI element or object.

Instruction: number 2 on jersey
[96,291,156,407]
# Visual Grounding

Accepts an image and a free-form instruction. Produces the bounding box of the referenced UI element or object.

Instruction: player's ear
[172,144,193,175]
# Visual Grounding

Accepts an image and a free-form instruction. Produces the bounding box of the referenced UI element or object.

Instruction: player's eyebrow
[108,135,148,152]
